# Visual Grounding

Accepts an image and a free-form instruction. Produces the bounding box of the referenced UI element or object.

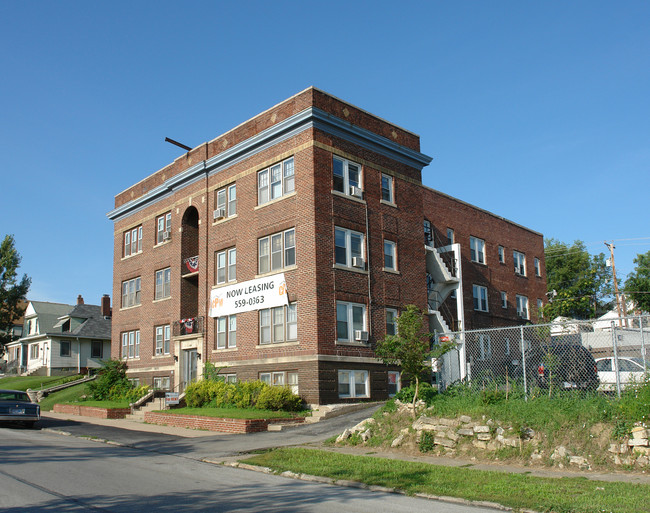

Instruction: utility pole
[604,241,627,327]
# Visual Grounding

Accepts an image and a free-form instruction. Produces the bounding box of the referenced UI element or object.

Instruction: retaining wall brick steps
[53,404,131,419]
[143,411,304,433]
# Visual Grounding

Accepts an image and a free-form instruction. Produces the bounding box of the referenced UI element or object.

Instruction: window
[258,228,295,274]
[513,251,526,276]
[423,219,433,246]
[214,184,237,218]
[121,330,140,358]
[388,370,401,397]
[259,371,298,393]
[258,157,294,205]
[259,304,297,344]
[121,277,141,308]
[479,334,491,360]
[156,212,172,244]
[29,344,39,360]
[338,369,369,398]
[537,298,544,318]
[516,295,529,319]
[124,226,143,257]
[381,173,394,203]
[498,245,505,264]
[473,285,488,312]
[155,268,171,300]
[470,237,485,264]
[91,340,103,359]
[60,340,71,357]
[534,257,541,277]
[153,377,171,390]
[501,291,507,309]
[216,248,237,284]
[336,301,366,342]
[155,325,171,355]
[447,228,454,244]
[386,308,398,336]
[216,315,237,349]
[332,156,362,196]
[383,240,397,271]
[334,227,365,268]
[223,374,237,384]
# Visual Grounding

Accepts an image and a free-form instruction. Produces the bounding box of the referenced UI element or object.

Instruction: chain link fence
[435,315,650,398]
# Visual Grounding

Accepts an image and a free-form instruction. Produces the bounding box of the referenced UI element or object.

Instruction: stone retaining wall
[144,412,304,433]
[53,404,131,419]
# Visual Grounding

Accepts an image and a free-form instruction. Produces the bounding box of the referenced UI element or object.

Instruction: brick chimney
[77,294,84,305]
[101,294,111,317]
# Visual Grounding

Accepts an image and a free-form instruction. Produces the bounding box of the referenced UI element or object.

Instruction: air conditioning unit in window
[162,230,171,241]
[213,208,226,220]
[354,330,369,342]
[352,256,365,269]
[349,186,363,198]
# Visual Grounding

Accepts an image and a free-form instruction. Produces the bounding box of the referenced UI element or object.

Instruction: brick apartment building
[107,87,547,404]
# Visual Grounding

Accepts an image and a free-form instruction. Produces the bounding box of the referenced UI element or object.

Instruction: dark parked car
[523,344,599,391]
[0,389,40,428]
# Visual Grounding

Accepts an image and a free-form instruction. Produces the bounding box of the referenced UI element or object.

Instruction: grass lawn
[243,448,649,513]
[0,375,82,391]
[38,383,90,411]
[156,407,304,419]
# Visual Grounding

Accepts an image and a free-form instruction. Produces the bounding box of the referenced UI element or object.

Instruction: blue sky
[1,1,648,307]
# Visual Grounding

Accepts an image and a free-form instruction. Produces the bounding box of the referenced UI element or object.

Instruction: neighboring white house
[5,295,112,376]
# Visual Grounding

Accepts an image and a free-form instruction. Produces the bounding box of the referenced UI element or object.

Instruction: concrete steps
[125,397,166,422]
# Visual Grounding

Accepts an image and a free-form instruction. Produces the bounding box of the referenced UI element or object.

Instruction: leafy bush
[257,386,302,412]
[419,431,436,452]
[395,382,437,406]
[87,359,131,400]
[617,375,650,427]
[233,380,266,409]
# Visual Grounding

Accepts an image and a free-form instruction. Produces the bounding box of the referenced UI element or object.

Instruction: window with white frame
[336,301,366,342]
[215,315,237,349]
[498,245,505,264]
[214,184,237,218]
[29,344,39,360]
[258,228,295,274]
[334,227,364,268]
[259,371,298,393]
[386,308,398,336]
[473,284,488,312]
[534,257,541,277]
[155,268,171,300]
[215,248,236,284]
[384,240,397,271]
[155,325,170,355]
[223,374,237,384]
[153,377,171,390]
[381,173,394,203]
[156,212,172,244]
[516,295,529,319]
[124,226,143,257]
[447,228,455,244]
[470,237,486,264]
[332,156,362,196]
[388,370,401,397]
[478,334,491,360]
[121,277,141,308]
[121,330,140,358]
[91,340,103,359]
[537,298,544,318]
[338,369,369,398]
[258,157,294,205]
[501,291,507,309]
[60,340,71,357]
[259,304,297,344]
[513,250,526,276]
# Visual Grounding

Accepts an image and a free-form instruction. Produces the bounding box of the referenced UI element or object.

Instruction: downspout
[203,147,209,377]
[365,200,372,338]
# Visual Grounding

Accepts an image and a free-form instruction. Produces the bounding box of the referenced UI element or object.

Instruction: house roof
[56,304,111,340]
[25,301,75,333]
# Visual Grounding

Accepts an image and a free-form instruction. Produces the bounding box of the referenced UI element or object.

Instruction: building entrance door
[181,349,198,391]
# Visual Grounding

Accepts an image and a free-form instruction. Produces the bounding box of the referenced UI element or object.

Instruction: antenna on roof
[165,137,192,152]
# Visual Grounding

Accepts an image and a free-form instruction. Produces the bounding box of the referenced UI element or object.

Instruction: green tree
[624,251,650,313]
[543,239,613,320]
[0,235,31,355]
[375,305,454,418]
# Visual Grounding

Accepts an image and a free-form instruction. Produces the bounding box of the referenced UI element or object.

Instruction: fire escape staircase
[425,243,460,335]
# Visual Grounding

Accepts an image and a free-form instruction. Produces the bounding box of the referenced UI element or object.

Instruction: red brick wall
[53,404,131,419]
[144,411,304,433]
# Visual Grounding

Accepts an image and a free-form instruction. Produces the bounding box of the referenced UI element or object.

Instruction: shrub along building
[107,88,547,405]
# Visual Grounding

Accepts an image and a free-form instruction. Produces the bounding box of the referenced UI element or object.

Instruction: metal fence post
[520,326,528,401]
[611,320,622,398]
[641,316,648,379]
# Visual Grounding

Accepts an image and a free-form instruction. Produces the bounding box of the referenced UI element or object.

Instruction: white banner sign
[209,273,288,317]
